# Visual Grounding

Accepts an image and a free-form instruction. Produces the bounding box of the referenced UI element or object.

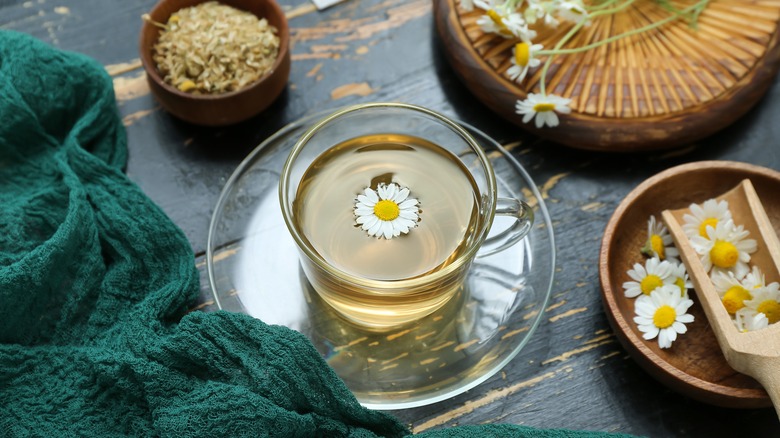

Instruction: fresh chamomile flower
[507,41,543,83]
[641,215,679,263]
[743,265,770,290]
[523,0,559,27]
[475,1,536,40]
[354,183,419,240]
[690,220,757,278]
[681,198,732,240]
[711,270,753,315]
[557,0,591,26]
[515,93,572,128]
[742,283,780,325]
[735,307,769,333]
[634,285,695,349]
[623,257,674,298]
[668,262,693,299]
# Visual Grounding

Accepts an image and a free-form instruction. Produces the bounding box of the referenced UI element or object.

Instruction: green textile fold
[0,31,631,438]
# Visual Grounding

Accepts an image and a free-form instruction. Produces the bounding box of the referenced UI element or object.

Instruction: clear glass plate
[206,110,555,410]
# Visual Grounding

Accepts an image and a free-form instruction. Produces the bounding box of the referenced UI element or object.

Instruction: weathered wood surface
[3,0,779,435]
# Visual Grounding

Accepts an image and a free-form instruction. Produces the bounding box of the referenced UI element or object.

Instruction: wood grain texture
[4,0,780,434]
[434,0,780,151]
[600,162,780,408]
[664,178,780,418]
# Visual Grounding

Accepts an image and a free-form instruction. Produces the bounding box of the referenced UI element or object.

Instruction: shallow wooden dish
[139,0,290,126]
[434,0,780,151]
[599,161,780,408]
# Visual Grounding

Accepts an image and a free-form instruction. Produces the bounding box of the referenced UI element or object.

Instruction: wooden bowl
[434,0,780,152]
[599,161,780,408]
[139,0,290,126]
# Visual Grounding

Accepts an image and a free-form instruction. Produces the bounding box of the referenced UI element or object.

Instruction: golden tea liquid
[292,133,481,327]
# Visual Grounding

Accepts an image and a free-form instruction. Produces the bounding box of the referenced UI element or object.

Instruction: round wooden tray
[434,0,780,152]
[599,161,780,408]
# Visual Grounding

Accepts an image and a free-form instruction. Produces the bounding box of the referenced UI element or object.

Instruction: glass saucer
[206,110,555,410]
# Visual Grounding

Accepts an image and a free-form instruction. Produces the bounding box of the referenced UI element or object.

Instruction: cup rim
[278,102,498,288]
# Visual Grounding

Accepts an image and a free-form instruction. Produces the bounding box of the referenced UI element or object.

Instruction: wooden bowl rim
[138,0,290,102]
[441,0,780,123]
[599,161,780,405]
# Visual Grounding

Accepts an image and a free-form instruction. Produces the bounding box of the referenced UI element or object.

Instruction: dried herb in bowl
[143,1,280,94]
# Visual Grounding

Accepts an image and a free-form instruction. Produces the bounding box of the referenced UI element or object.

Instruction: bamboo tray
[434,0,780,152]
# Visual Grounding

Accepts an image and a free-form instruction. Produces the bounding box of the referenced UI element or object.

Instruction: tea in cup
[279,103,533,329]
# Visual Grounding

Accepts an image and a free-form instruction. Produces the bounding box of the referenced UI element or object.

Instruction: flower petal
[364,188,379,203]
[393,188,410,203]
[357,194,376,207]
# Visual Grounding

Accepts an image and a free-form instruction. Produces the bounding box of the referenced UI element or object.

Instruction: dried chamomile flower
[149,1,280,94]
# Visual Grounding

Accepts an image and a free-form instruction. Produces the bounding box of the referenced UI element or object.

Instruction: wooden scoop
[662,179,780,419]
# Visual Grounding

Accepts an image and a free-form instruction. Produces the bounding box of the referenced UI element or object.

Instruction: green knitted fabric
[0,31,633,438]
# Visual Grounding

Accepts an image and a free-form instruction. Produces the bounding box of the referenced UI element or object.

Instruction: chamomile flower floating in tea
[681,199,732,239]
[355,183,419,240]
[515,93,572,128]
[634,285,695,349]
[507,42,543,83]
[690,220,757,279]
[623,257,674,299]
[641,215,679,263]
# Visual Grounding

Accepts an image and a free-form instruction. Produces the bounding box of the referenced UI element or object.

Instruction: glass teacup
[279,103,533,329]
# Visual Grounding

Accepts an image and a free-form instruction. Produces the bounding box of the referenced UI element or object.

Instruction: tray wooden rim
[434,0,780,151]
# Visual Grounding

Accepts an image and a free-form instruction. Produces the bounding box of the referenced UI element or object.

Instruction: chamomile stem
[587,0,623,12]
[537,0,708,95]
[538,0,636,93]
[547,0,709,55]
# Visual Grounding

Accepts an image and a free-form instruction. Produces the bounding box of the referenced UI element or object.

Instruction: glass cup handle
[477,197,535,258]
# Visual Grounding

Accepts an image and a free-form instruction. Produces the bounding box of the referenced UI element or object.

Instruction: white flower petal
[393,188,410,203]
[399,199,418,209]
[356,194,376,207]
[364,188,379,203]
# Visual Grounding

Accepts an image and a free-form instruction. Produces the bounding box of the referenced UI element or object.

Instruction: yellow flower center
[487,9,505,27]
[710,240,739,268]
[698,218,718,238]
[757,300,780,324]
[640,274,664,295]
[721,286,751,315]
[653,305,676,329]
[515,42,530,67]
[650,234,665,260]
[533,102,556,112]
[674,277,686,296]
[373,200,400,222]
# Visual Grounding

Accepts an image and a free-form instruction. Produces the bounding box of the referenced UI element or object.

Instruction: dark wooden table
[4,0,779,435]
